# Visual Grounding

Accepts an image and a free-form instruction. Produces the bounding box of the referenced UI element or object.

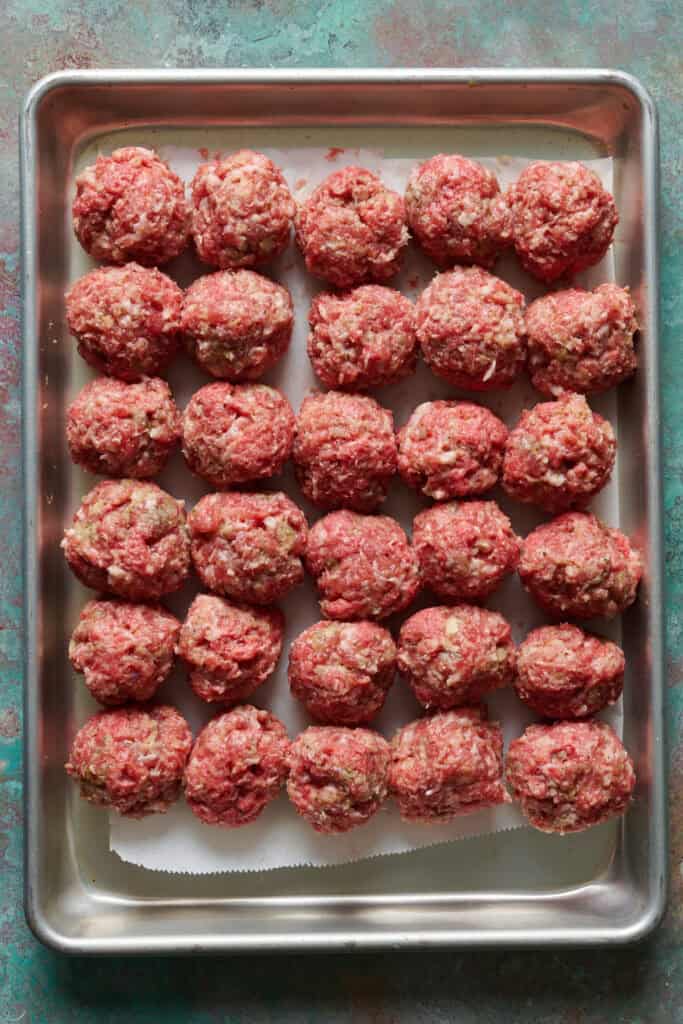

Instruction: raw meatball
[397,400,508,500]
[189,491,307,605]
[62,480,190,601]
[72,146,189,265]
[296,166,409,287]
[307,285,417,391]
[287,726,390,834]
[515,624,624,720]
[305,510,420,621]
[405,154,511,268]
[413,500,520,601]
[190,150,295,269]
[65,263,183,381]
[182,270,293,381]
[519,511,642,619]
[416,267,526,391]
[69,599,180,706]
[507,161,618,283]
[65,705,192,817]
[66,376,180,479]
[397,605,515,710]
[502,393,616,513]
[527,284,638,397]
[389,707,509,823]
[182,382,294,488]
[506,720,635,833]
[292,391,397,512]
[178,594,284,704]
[184,705,290,827]
[289,620,396,725]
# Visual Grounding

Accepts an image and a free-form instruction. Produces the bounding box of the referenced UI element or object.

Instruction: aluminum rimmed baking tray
[20,68,665,953]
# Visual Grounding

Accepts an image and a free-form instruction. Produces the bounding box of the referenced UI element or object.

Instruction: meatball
[184,705,290,827]
[182,270,293,381]
[405,154,511,268]
[72,146,189,266]
[62,480,190,601]
[506,720,635,833]
[527,284,639,397]
[397,400,507,500]
[519,512,642,620]
[292,391,397,512]
[66,376,180,479]
[69,599,180,706]
[189,491,307,605]
[287,726,390,834]
[178,594,284,704]
[182,382,294,488]
[413,500,520,601]
[502,393,616,514]
[507,161,618,283]
[416,267,526,391]
[305,510,420,621]
[307,285,417,391]
[289,620,396,725]
[296,166,409,287]
[190,150,295,269]
[515,624,624,720]
[65,263,183,381]
[389,707,509,823]
[65,704,192,817]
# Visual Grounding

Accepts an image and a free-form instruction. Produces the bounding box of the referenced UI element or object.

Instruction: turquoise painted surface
[2,1,683,1020]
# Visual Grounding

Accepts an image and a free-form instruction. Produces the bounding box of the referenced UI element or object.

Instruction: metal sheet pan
[20,68,665,953]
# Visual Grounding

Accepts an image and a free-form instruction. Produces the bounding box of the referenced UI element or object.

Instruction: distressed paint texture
[1,1,683,1020]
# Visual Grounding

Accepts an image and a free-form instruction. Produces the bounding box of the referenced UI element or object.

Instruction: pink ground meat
[65,704,192,817]
[505,720,635,833]
[184,705,290,827]
[182,382,294,488]
[292,391,397,512]
[296,166,409,287]
[65,263,183,381]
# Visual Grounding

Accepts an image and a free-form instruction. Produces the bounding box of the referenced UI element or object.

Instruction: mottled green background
[2,1,682,1021]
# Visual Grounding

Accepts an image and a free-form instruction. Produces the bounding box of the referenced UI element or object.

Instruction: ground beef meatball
[397,400,507,500]
[184,705,290,827]
[69,599,180,706]
[413,500,520,601]
[62,480,190,601]
[67,376,180,479]
[190,150,295,269]
[65,263,183,381]
[305,510,420,621]
[502,393,616,514]
[515,624,624,720]
[506,720,635,833]
[405,154,511,269]
[178,594,284,704]
[519,512,642,620]
[289,620,396,725]
[416,267,526,391]
[292,391,397,512]
[507,161,618,283]
[296,166,409,287]
[287,726,390,834]
[182,382,294,488]
[72,146,189,266]
[182,270,293,381]
[307,285,417,391]
[527,284,638,397]
[389,707,509,823]
[65,704,192,817]
[189,491,307,605]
